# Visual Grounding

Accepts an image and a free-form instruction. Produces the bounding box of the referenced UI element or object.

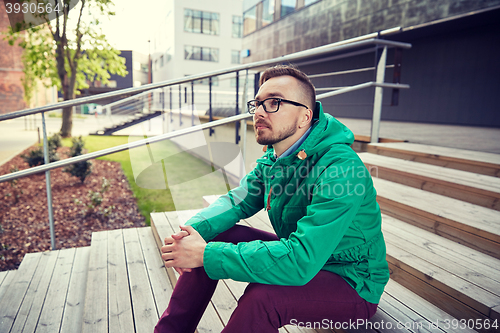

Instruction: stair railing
[0,31,411,250]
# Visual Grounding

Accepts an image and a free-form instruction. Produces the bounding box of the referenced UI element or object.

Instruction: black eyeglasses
[247,97,308,114]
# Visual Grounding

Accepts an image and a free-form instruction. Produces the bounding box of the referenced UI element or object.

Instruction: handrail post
[235,71,240,144]
[178,85,182,126]
[241,69,249,176]
[41,112,56,250]
[169,87,173,123]
[370,46,387,143]
[209,77,214,136]
[191,81,194,126]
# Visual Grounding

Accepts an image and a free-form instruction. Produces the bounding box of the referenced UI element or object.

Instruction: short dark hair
[259,64,316,113]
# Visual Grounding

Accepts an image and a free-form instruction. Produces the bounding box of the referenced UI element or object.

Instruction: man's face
[253,75,309,146]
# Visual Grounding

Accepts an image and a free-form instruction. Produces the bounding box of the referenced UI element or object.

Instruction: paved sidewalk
[1,114,499,169]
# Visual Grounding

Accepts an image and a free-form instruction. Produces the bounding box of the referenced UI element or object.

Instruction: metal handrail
[0,36,411,122]
[0,81,409,184]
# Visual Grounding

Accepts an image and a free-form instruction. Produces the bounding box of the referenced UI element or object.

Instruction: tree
[4,0,127,137]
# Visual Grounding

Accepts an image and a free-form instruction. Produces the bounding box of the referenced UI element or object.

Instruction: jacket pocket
[241,241,290,274]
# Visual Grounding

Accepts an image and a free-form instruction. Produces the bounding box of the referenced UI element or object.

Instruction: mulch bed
[0,145,145,271]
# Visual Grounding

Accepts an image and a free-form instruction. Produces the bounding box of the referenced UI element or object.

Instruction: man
[155,65,389,332]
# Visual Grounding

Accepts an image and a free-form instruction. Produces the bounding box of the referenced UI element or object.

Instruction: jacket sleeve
[185,164,266,242]
[202,156,369,286]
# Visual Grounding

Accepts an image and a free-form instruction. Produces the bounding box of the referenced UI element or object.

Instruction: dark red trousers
[154,225,377,333]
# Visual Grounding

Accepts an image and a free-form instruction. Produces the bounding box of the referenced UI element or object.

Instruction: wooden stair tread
[0,247,90,333]
[383,218,500,319]
[373,177,500,241]
[359,153,500,195]
[82,227,172,333]
[199,196,482,332]
[383,215,500,297]
[368,143,500,168]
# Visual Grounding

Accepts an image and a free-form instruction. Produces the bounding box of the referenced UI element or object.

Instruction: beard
[255,121,297,146]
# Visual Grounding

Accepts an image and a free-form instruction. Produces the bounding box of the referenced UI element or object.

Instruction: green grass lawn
[62,135,233,225]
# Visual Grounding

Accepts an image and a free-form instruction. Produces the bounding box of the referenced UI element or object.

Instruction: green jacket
[186,102,389,304]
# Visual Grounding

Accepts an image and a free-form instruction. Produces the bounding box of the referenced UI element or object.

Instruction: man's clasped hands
[161,225,207,276]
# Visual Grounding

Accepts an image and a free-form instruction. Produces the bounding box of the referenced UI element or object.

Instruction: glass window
[262,0,274,27]
[184,8,219,35]
[304,0,319,5]
[185,46,219,62]
[160,55,164,68]
[281,0,296,17]
[243,6,256,36]
[231,50,240,64]
[232,15,242,38]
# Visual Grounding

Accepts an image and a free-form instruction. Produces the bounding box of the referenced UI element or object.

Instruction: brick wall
[0,0,26,114]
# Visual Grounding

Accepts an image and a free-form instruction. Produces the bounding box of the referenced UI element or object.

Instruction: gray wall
[298,14,500,127]
[242,0,500,62]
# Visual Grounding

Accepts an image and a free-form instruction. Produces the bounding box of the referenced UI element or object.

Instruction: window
[231,50,240,64]
[232,15,242,38]
[262,0,274,27]
[185,46,219,62]
[243,6,257,36]
[281,0,296,17]
[184,9,219,35]
[141,64,149,73]
[154,59,158,70]
[304,0,319,5]
[160,55,164,68]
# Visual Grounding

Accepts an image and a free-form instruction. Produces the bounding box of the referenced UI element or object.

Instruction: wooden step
[158,201,484,333]
[382,214,500,329]
[372,177,500,259]
[82,227,172,333]
[0,247,90,333]
[367,142,500,177]
[359,153,500,211]
[151,211,324,333]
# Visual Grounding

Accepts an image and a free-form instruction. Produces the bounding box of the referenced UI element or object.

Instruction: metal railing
[0,30,411,249]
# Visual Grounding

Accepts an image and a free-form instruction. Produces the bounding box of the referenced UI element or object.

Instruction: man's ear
[299,108,313,129]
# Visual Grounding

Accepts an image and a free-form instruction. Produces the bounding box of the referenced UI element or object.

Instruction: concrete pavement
[1,113,499,170]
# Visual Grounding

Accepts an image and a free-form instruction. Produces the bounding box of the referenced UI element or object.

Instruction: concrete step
[359,152,500,211]
[372,177,500,259]
[367,142,500,177]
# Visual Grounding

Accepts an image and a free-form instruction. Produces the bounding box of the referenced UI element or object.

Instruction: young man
[156,65,389,333]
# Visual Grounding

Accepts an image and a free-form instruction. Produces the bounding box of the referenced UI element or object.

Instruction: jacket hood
[264,101,354,160]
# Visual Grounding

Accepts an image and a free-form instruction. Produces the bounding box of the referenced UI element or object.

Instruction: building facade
[151,0,245,111]
[240,0,500,127]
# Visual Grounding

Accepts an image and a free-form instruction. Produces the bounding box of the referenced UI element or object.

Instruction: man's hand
[161,225,207,273]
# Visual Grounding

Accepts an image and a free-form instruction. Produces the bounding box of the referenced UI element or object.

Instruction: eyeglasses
[247,97,308,114]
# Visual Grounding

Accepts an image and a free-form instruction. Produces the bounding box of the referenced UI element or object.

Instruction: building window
[262,0,274,27]
[141,64,149,73]
[281,0,296,17]
[185,46,219,62]
[160,55,164,68]
[304,0,319,5]
[184,9,219,35]
[232,15,243,38]
[243,6,257,36]
[231,50,240,64]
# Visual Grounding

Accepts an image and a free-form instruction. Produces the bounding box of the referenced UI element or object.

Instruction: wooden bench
[372,177,500,259]
[367,142,500,177]
[359,153,500,211]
